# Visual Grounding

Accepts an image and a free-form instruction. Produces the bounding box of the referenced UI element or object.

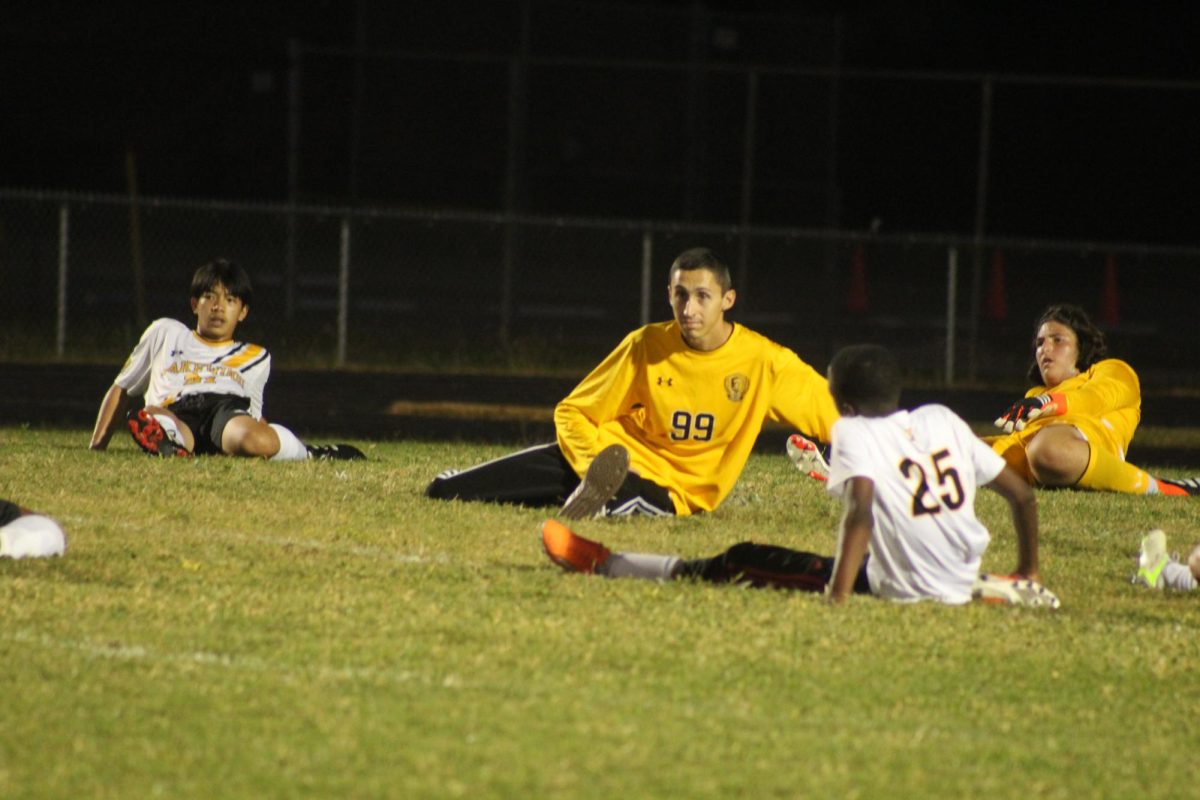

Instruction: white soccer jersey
[826,405,1006,604]
[114,318,271,419]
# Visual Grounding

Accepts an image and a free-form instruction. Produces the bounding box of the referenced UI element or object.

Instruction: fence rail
[3,188,1199,387]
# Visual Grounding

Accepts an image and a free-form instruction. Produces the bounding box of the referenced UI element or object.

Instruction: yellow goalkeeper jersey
[994,358,1141,459]
[554,321,839,515]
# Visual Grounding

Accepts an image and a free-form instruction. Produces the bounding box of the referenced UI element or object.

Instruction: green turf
[3,428,1199,798]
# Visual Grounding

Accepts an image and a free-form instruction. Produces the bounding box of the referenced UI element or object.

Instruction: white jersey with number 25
[826,404,1006,604]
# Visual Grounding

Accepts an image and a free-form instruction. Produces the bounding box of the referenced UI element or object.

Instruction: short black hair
[669,247,733,294]
[1027,303,1107,385]
[828,344,902,415]
[190,259,253,306]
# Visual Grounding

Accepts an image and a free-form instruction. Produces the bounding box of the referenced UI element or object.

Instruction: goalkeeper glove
[994,392,1066,433]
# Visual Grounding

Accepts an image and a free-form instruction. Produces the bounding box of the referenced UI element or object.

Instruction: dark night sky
[4,1,1200,244]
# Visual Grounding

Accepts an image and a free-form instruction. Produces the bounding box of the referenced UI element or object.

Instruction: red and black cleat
[127,409,192,457]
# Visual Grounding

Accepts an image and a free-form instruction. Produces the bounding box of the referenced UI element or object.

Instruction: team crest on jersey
[724,373,749,401]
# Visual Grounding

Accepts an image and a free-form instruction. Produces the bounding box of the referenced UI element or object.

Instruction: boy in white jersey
[542,344,1057,607]
[426,247,839,518]
[89,259,364,461]
[0,499,66,559]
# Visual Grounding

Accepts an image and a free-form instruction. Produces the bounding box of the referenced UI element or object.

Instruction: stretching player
[1,499,66,559]
[426,247,839,518]
[1133,529,1200,592]
[542,344,1056,607]
[988,303,1197,496]
[89,259,364,461]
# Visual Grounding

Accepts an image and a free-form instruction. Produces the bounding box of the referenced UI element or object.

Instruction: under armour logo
[657,377,673,386]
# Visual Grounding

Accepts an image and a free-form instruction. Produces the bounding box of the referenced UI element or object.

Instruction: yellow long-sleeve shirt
[554,321,839,515]
[989,357,1141,462]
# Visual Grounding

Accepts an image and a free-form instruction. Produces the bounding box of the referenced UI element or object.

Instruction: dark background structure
[3,2,1200,401]
[6,2,1200,242]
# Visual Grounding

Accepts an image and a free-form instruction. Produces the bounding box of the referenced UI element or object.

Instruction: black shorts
[166,393,252,455]
[0,499,22,527]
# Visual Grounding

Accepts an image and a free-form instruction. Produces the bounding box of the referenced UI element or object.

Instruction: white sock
[597,552,682,581]
[152,414,185,447]
[269,424,308,461]
[1162,561,1198,592]
[0,515,66,558]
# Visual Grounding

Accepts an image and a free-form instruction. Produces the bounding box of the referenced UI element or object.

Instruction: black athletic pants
[424,442,675,515]
[678,542,872,594]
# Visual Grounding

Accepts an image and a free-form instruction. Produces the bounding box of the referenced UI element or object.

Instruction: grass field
[3,427,1200,799]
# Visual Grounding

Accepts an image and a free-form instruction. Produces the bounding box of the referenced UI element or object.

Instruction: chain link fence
[3,188,1199,387]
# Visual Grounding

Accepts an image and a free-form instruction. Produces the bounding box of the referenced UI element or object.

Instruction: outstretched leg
[678,542,869,593]
[427,443,582,507]
[541,523,869,594]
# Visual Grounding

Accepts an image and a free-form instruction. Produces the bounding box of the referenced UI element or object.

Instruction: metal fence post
[337,217,350,367]
[56,203,69,359]
[286,38,302,322]
[500,3,531,346]
[969,76,994,380]
[945,246,958,386]
[738,70,759,308]
[640,230,653,326]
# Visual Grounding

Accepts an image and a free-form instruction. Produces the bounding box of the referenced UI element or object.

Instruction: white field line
[3,629,469,688]
[56,513,448,565]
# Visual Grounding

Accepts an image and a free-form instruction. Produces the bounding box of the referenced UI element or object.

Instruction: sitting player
[89,259,364,461]
[1,499,66,559]
[542,344,1057,607]
[1133,529,1200,592]
[988,303,1197,496]
[426,246,838,518]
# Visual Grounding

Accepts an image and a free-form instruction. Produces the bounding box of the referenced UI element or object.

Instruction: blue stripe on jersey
[239,350,270,373]
[217,343,247,363]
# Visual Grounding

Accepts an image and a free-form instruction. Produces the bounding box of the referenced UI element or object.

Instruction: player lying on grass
[426,246,839,518]
[542,344,1058,607]
[1,499,66,559]
[987,303,1198,496]
[89,259,364,461]
[1133,529,1200,592]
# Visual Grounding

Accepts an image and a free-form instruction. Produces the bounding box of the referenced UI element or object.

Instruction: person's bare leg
[1024,426,1089,487]
[220,416,281,458]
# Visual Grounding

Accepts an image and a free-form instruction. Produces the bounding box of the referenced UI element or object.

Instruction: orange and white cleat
[541,519,612,574]
[786,434,829,482]
[972,573,1060,609]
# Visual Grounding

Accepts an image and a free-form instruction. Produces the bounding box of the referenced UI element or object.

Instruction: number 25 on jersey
[899,448,965,516]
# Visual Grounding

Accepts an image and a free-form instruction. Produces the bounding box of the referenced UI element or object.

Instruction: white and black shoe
[306,443,367,461]
[972,573,1061,609]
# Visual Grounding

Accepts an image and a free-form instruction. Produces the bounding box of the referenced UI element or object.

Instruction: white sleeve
[825,418,869,498]
[113,320,168,396]
[952,411,1006,485]
[245,352,270,419]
